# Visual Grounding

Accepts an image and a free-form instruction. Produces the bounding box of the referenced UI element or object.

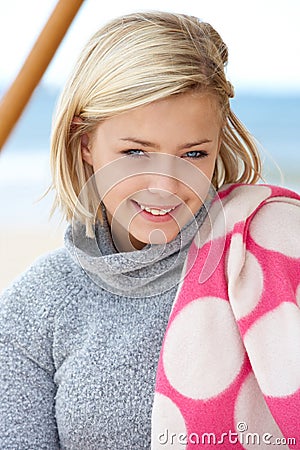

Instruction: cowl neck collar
[65,198,212,298]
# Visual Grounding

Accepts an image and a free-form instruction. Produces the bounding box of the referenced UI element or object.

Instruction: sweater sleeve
[227,195,300,444]
[0,253,64,449]
[0,340,60,449]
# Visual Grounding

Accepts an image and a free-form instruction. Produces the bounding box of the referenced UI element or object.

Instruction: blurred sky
[1,0,300,93]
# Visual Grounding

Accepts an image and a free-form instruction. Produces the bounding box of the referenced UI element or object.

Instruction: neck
[105,209,146,252]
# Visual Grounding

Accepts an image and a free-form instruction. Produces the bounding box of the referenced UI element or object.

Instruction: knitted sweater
[0,197,209,449]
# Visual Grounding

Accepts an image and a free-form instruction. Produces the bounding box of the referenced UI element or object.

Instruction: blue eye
[185,150,209,159]
[122,149,145,157]
[121,149,208,159]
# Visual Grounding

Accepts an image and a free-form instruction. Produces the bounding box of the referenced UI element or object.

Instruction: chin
[134,229,180,246]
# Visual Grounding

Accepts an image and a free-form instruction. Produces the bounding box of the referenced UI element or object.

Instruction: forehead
[94,92,222,141]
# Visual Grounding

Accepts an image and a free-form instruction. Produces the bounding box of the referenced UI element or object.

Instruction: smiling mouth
[133,200,179,216]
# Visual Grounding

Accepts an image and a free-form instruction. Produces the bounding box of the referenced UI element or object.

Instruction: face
[82,92,222,251]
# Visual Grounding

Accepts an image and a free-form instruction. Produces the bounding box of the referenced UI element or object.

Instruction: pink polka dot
[162,297,245,399]
[193,195,226,247]
[195,185,272,247]
[234,373,286,449]
[227,234,264,320]
[244,302,300,396]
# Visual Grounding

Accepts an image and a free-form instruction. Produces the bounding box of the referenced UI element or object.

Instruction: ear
[81,133,93,166]
[72,116,93,166]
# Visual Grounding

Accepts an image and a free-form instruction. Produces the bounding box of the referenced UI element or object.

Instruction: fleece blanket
[151,183,300,449]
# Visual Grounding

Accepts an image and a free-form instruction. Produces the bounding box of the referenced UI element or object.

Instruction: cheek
[205,159,217,180]
[99,176,144,212]
[181,160,216,203]
[91,154,151,204]
[196,156,218,185]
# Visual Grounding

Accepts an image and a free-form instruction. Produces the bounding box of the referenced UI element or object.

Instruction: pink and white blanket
[152,183,300,449]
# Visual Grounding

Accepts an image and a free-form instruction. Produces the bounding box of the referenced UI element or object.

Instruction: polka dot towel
[152,183,300,449]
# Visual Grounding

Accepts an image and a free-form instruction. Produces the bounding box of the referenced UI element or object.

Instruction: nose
[147,173,179,197]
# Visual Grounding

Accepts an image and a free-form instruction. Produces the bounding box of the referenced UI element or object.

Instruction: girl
[0,11,299,450]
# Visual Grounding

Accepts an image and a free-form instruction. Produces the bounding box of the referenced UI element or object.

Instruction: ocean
[0,85,299,226]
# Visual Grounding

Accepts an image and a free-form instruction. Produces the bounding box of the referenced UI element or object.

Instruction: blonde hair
[50,11,262,236]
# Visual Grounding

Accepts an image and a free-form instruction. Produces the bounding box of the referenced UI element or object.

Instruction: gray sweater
[0,204,208,449]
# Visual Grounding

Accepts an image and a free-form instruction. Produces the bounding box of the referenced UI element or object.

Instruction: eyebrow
[119,137,212,150]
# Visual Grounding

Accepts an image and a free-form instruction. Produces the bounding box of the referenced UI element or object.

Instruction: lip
[131,200,181,222]
[133,200,180,210]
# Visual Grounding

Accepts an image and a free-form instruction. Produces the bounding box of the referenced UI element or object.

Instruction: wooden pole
[0,0,84,152]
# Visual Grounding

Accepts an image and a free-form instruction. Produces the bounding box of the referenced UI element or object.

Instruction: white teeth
[139,204,175,215]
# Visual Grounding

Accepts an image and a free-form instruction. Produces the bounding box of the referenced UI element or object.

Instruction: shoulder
[225,185,300,332]
[225,184,300,303]
[217,182,300,252]
[196,183,300,277]
[0,247,89,371]
[207,182,300,234]
[217,182,300,211]
[243,186,300,261]
[1,246,83,301]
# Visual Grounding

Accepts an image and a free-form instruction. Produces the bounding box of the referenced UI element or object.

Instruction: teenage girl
[0,11,299,449]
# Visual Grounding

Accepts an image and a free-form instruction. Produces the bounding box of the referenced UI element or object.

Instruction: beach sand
[0,224,65,293]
